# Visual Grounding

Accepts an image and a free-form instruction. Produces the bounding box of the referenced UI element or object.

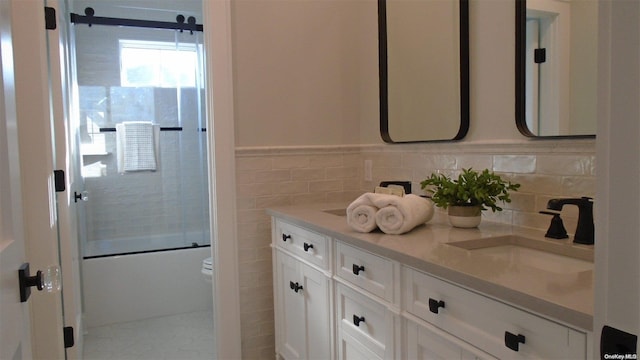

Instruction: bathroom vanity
[267,203,594,359]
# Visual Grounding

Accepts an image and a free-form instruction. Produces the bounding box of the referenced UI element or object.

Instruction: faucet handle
[540,211,569,239]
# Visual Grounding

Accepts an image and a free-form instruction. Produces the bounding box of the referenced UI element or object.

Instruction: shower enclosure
[69,1,214,334]
[73,6,210,259]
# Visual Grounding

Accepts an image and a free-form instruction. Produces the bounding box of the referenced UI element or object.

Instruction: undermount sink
[323,208,347,216]
[447,235,593,274]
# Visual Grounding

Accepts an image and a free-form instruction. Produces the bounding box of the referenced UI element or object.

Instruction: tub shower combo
[70,4,213,328]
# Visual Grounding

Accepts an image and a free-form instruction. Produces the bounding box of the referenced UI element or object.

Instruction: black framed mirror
[516,0,597,138]
[379,0,469,143]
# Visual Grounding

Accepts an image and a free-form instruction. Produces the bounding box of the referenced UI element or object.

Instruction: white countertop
[266,202,594,331]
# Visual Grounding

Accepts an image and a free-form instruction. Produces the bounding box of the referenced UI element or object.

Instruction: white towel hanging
[116,121,159,173]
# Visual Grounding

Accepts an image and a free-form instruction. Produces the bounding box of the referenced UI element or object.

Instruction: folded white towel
[116,122,160,173]
[346,193,380,233]
[373,194,434,235]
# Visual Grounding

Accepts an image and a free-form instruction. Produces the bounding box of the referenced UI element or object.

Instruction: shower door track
[70,7,203,33]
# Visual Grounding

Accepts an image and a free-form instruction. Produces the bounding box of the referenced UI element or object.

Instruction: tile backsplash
[234,139,595,358]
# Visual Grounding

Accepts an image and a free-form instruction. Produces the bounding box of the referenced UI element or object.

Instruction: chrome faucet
[546,197,594,245]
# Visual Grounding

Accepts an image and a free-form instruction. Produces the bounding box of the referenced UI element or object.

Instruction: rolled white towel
[373,194,434,235]
[346,193,380,233]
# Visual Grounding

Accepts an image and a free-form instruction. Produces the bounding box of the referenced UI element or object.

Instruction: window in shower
[119,40,202,88]
[74,21,210,258]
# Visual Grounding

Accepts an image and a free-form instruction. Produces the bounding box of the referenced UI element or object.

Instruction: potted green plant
[420,168,520,228]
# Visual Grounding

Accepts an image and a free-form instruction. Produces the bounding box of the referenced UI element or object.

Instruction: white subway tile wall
[235,139,595,358]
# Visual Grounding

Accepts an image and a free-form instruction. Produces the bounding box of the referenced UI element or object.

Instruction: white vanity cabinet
[270,214,590,360]
[272,219,332,360]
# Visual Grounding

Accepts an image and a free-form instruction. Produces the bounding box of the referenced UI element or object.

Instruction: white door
[0,0,33,357]
[10,0,66,357]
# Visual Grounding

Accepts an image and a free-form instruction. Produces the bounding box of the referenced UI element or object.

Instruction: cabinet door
[274,250,331,360]
[300,261,331,360]
[276,251,306,360]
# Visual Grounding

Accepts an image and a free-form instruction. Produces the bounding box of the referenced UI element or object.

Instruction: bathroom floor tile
[83,310,215,360]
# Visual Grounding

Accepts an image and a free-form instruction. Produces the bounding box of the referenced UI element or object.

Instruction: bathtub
[82,244,213,328]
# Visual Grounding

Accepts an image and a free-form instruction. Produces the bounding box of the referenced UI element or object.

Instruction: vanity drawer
[402,267,587,359]
[274,219,330,270]
[335,241,394,302]
[336,283,392,359]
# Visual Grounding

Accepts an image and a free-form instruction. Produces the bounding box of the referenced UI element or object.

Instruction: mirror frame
[515,0,596,139]
[378,0,470,143]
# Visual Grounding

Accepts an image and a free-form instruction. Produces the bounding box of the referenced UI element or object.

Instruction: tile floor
[83,311,215,360]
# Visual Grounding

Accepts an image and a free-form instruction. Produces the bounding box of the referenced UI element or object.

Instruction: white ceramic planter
[447,205,482,228]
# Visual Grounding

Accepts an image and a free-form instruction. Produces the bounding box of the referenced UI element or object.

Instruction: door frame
[47,0,83,357]
[594,0,640,356]
[203,1,242,358]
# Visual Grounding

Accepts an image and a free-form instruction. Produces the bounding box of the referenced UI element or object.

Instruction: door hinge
[63,326,74,348]
[45,7,57,30]
[534,48,546,64]
[53,170,65,192]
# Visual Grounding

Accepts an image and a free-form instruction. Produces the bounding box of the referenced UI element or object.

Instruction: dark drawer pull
[504,331,526,351]
[353,315,365,327]
[282,233,291,242]
[303,243,314,252]
[352,264,365,275]
[428,298,445,314]
[289,281,303,293]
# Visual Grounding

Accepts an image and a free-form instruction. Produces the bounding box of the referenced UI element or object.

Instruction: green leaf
[420,168,520,212]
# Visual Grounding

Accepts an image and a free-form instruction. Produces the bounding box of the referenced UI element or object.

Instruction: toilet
[201,257,213,283]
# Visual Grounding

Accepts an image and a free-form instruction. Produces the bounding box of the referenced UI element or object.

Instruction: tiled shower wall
[235,139,596,358]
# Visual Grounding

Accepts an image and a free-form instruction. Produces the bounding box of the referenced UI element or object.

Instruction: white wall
[232,0,524,146]
[232,0,380,146]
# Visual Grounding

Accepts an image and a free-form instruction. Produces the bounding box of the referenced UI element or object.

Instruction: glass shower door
[74,23,209,258]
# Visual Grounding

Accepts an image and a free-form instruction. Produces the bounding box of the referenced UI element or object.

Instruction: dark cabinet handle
[353,315,365,327]
[303,243,314,252]
[282,233,291,242]
[352,264,365,275]
[504,331,526,351]
[428,298,445,314]
[289,281,303,293]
